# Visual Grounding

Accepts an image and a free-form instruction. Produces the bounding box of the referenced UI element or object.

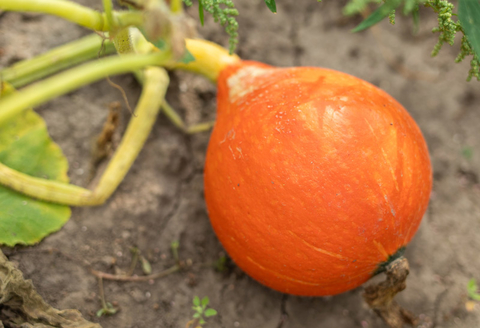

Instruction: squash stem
[167,39,241,82]
[364,257,418,327]
[374,246,406,275]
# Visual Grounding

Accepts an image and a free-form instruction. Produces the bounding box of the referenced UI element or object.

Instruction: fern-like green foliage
[346,0,479,81]
[183,0,239,54]
[425,0,480,81]
[388,10,396,24]
[427,1,459,54]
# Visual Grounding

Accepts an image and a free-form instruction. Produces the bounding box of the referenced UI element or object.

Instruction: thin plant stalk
[0,67,170,206]
[102,0,115,28]
[0,51,172,124]
[0,0,143,31]
[1,34,116,88]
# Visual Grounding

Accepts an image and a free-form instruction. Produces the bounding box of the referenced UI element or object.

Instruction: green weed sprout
[189,296,218,327]
[467,279,480,301]
[96,302,117,317]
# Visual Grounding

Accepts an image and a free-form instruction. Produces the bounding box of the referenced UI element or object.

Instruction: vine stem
[102,0,115,29]
[0,51,172,125]
[0,34,116,88]
[0,67,170,206]
[2,34,240,88]
[0,0,143,31]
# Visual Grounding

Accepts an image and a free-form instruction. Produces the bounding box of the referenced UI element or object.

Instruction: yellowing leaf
[0,83,71,246]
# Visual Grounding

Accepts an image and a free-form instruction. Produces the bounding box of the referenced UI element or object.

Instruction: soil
[1,0,480,327]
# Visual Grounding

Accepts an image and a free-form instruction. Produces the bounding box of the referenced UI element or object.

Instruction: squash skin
[204,61,432,296]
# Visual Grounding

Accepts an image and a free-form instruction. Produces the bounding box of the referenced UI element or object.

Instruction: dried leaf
[0,250,101,328]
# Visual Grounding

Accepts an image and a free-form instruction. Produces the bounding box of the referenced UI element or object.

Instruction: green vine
[183,0,239,54]
[427,0,457,52]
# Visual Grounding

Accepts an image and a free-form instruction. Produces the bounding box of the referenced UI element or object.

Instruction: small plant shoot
[187,296,218,327]
[468,279,480,301]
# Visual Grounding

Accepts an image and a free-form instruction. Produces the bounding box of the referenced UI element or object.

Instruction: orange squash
[204,61,432,296]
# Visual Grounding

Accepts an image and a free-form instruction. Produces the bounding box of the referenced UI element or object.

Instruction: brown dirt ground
[1,0,480,327]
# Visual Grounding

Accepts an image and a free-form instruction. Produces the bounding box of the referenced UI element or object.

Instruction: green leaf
[138,27,166,50]
[151,38,167,51]
[264,0,277,13]
[193,296,200,307]
[470,292,480,301]
[204,308,217,317]
[467,279,480,301]
[201,296,209,307]
[199,318,206,325]
[171,240,179,249]
[462,146,473,160]
[403,0,417,14]
[468,278,477,291]
[458,0,480,59]
[104,303,117,315]
[215,255,228,272]
[412,7,420,34]
[0,83,71,246]
[180,49,196,64]
[96,304,116,317]
[140,255,152,275]
[199,0,205,26]
[352,0,402,32]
